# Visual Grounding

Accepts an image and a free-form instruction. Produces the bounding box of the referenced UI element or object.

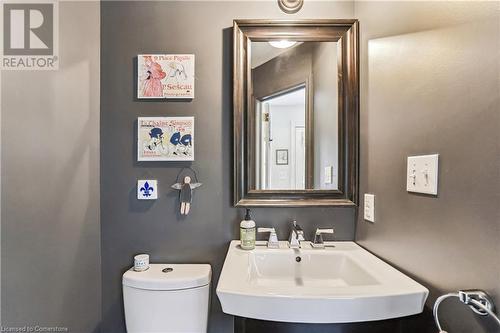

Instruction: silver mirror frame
[233,19,359,207]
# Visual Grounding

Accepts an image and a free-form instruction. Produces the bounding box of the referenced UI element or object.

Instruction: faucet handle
[258,227,279,248]
[292,220,302,230]
[289,220,305,248]
[292,220,304,234]
[312,228,334,248]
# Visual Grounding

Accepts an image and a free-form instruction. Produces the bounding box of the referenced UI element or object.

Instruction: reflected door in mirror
[255,87,306,190]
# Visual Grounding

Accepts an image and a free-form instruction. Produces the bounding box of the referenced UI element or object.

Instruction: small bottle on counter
[240,209,256,250]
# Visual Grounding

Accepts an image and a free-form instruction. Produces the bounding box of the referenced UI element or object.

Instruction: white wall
[312,43,338,189]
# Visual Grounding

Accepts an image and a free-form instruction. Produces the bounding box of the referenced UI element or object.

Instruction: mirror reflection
[251,41,339,190]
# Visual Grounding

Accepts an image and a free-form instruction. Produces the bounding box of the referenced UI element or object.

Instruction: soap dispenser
[240,209,256,250]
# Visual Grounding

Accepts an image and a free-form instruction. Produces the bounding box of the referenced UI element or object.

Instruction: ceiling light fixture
[277,0,304,14]
[268,40,297,49]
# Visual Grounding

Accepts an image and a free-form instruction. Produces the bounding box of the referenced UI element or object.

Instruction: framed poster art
[276,149,289,165]
[137,117,194,161]
[137,54,195,99]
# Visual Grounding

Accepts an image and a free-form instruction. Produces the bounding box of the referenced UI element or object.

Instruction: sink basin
[249,250,378,289]
[216,241,428,323]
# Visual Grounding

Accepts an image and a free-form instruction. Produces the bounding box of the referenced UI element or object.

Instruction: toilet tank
[123,264,211,333]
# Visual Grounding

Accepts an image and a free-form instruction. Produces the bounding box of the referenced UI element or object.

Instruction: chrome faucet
[312,228,334,248]
[288,220,305,248]
[258,227,279,248]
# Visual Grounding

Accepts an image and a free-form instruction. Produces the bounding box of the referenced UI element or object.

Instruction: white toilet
[123,264,211,333]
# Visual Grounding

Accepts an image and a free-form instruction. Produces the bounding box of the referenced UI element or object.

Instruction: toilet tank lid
[122,264,211,290]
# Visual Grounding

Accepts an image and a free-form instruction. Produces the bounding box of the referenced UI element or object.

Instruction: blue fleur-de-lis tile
[137,180,158,200]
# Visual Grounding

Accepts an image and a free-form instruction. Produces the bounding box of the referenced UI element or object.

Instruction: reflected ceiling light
[268,40,297,49]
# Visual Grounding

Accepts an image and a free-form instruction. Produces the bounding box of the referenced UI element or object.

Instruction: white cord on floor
[433,291,500,332]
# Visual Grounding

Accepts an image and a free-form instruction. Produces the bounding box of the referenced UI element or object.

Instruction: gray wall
[1,2,101,332]
[100,1,355,332]
[312,43,338,189]
[355,2,500,332]
[252,43,312,99]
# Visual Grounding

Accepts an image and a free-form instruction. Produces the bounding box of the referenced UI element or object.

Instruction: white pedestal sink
[216,241,428,323]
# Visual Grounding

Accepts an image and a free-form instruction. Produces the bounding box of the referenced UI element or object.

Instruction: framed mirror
[233,20,359,207]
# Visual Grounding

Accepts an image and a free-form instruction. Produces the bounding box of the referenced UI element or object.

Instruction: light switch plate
[364,193,375,222]
[137,180,158,200]
[406,154,439,195]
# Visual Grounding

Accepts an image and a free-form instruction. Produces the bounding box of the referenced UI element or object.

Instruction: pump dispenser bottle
[240,209,256,250]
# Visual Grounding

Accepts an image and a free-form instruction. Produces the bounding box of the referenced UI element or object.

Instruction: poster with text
[137,54,195,99]
[137,117,194,161]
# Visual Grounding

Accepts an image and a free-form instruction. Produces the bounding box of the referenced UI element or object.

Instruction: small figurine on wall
[171,169,202,215]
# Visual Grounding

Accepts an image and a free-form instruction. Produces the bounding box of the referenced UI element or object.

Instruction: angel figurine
[171,176,202,215]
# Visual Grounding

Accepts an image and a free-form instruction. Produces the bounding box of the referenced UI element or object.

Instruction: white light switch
[406,154,439,195]
[324,166,333,184]
[364,194,375,222]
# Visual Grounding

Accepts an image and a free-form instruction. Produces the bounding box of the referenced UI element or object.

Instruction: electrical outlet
[324,166,333,184]
[364,194,375,222]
